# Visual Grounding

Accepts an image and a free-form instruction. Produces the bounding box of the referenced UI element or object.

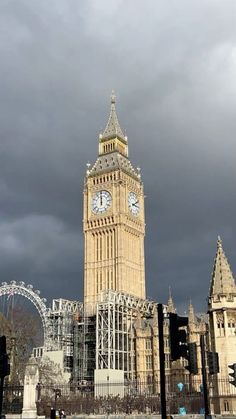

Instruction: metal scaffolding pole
[96,290,155,378]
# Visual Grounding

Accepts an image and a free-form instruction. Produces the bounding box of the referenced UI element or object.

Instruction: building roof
[209,236,236,296]
[88,151,140,180]
[101,91,126,142]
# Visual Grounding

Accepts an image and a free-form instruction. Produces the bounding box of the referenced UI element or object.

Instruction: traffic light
[0,336,10,378]
[208,351,219,375]
[185,342,198,374]
[228,363,236,387]
[169,313,188,361]
[0,354,10,377]
[0,336,6,355]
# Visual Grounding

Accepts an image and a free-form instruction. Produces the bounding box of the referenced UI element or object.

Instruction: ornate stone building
[83,92,145,313]
[75,94,236,413]
[208,237,236,413]
[208,236,236,374]
[75,92,151,384]
[79,94,207,388]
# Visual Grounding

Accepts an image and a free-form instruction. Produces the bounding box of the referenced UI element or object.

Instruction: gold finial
[111,90,116,104]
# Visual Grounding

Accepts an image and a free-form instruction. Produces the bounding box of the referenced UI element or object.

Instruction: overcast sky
[0,0,235,314]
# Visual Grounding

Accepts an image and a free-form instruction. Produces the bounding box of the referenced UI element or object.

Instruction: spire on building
[101,91,126,142]
[209,236,236,297]
[188,299,195,324]
[167,287,176,313]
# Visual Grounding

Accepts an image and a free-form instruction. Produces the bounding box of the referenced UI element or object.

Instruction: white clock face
[128,192,140,215]
[92,190,112,214]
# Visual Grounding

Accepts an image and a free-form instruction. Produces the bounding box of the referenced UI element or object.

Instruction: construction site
[36,289,157,387]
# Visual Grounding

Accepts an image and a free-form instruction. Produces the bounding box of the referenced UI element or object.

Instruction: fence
[2,377,235,417]
[2,384,24,414]
[35,377,236,417]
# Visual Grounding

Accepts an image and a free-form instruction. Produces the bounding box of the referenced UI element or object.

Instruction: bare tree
[0,307,43,383]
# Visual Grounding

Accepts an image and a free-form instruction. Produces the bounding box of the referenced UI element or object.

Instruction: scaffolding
[47,298,82,372]
[72,291,156,383]
[96,290,156,380]
[84,314,96,380]
[73,313,84,381]
[73,308,96,382]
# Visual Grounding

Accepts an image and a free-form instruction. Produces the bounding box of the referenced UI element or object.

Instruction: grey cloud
[0,214,83,300]
[0,0,235,313]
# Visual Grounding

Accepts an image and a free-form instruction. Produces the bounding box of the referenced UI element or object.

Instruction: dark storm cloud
[0,0,235,312]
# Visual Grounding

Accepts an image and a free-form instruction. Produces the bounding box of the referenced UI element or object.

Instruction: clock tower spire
[83,94,146,313]
[98,91,128,157]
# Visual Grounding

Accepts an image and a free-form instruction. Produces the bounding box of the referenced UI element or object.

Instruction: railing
[2,384,24,414]
[35,377,236,417]
[2,378,236,416]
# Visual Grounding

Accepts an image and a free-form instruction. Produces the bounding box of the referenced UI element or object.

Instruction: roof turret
[209,236,236,297]
[167,287,176,314]
[188,300,195,324]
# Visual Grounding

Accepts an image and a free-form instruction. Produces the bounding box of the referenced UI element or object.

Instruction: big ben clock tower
[84,92,146,312]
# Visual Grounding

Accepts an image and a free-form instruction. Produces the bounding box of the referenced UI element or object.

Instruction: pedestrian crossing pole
[158,304,167,419]
[200,334,210,419]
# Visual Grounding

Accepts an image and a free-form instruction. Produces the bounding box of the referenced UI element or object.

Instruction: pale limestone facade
[132,236,236,414]
[82,94,207,385]
[208,237,236,414]
[133,309,160,389]
[132,292,207,389]
[83,93,145,312]
[82,94,236,413]
[22,356,39,419]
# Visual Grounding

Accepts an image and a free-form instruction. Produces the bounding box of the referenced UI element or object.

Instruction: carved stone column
[22,356,39,419]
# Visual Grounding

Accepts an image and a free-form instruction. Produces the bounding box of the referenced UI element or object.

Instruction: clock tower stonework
[84,93,146,312]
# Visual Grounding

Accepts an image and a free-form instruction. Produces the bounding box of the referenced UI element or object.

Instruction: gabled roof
[209,236,236,296]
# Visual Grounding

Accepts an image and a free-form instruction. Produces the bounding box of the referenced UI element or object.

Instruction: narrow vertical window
[224,400,229,412]
[107,270,109,289]
[110,270,113,289]
[100,272,102,290]
[110,231,113,259]
[96,272,99,293]
[100,236,102,260]
[107,234,109,259]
